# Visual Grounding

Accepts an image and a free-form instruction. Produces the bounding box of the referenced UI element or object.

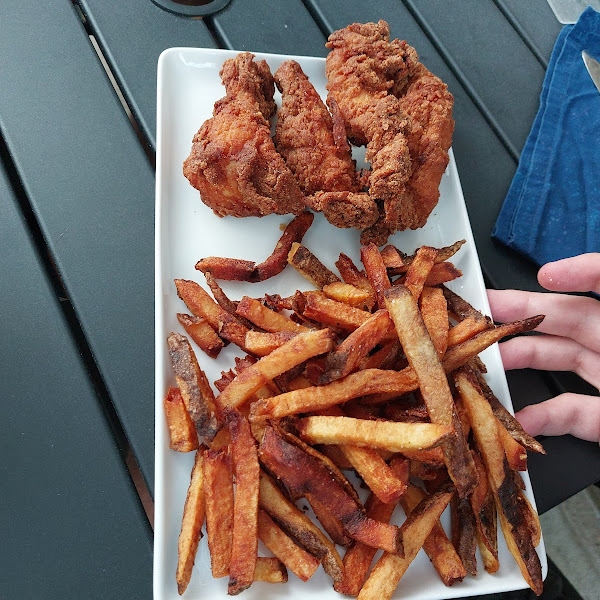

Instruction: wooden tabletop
[1,1,598,598]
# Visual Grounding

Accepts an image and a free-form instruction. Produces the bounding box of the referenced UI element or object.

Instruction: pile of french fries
[164,212,546,598]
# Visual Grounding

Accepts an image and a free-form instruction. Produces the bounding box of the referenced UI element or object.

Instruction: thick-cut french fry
[236,295,308,333]
[334,487,400,596]
[177,313,225,358]
[176,447,207,595]
[163,387,199,452]
[244,330,297,357]
[258,471,344,581]
[400,484,466,587]
[381,244,409,273]
[308,494,353,546]
[455,369,543,595]
[257,510,320,581]
[423,262,462,286]
[441,284,488,322]
[195,256,256,280]
[251,368,418,419]
[259,426,404,555]
[447,315,492,347]
[298,415,451,453]
[167,332,220,440]
[320,310,394,384]
[253,557,288,583]
[203,272,254,330]
[175,279,250,350]
[384,286,477,497]
[218,328,335,410]
[497,421,528,471]
[451,495,478,576]
[360,339,400,370]
[403,246,438,300]
[204,447,234,578]
[420,286,448,358]
[357,485,454,600]
[322,281,373,308]
[361,243,391,309]
[301,291,372,331]
[336,253,376,307]
[226,409,260,595]
[288,242,340,288]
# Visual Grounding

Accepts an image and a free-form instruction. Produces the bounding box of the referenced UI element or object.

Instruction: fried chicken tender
[183,53,305,218]
[273,60,378,230]
[325,21,454,244]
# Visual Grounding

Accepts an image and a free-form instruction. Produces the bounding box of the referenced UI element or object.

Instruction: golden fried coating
[183,53,305,218]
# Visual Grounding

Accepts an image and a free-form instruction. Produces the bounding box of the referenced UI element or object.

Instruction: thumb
[515,393,600,443]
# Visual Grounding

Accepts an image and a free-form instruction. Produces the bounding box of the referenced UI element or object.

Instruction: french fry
[451,495,478,576]
[361,243,391,309]
[420,286,449,358]
[226,409,260,595]
[236,295,309,334]
[447,315,492,346]
[288,242,340,288]
[177,313,225,358]
[163,387,199,452]
[251,368,419,419]
[218,328,336,410]
[455,368,543,595]
[336,253,376,308]
[257,510,320,581]
[320,310,394,384]
[403,246,438,300]
[297,415,452,453]
[400,484,467,586]
[204,447,234,578]
[253,557,288,583]
[308,495,353,546]
[322,281,373,308]
[384,285,477,497]
[259,426,404,555]
[357,485,454,600]
[381,244,409,273]
[195,212,314,282]
[497,421,528,471]
[258,471,344,581]
[175,279,250,350]
[167,332,220,440]
[176,447,207,595]
[301,291,372,331]
[244,330,297,357]
[359,339,401,370]
[423,262,462,286]
[203,272,254,330]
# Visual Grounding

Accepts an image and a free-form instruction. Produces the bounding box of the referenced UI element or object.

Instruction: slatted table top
[1,1,598,598]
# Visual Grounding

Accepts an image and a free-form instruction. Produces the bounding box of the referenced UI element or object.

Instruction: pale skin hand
[486,253,600,443]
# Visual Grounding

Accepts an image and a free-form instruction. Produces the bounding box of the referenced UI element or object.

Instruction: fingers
[516,394,600,442]
[538,253,600,294]
[486,288,600,354]
[497,336,600,389]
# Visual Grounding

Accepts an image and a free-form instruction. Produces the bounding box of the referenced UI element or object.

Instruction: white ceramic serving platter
[154,47,547,600]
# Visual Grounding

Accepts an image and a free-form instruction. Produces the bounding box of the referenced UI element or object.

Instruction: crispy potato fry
[244,330,297,357]
[384,285,477,497]
[455,369,543,595]
[257,510,320,581]
[251,368,418,419]
[423,262,462,286]
[497,421,528,471]
[176,447,207,595]
[195,212,314,282]
[202,272,252,329]
[301,291,372,331]
[320,310,394,384]
[258,471,344,581]
[400,484,466,586]
[218,328,335,410]
[357,485,454,600]
[447,315,492,347]
[334,486,400,596]
[226,409,260,595]
[175,279,250,350]
[451,494,478,576]
[420,286,448,358]
[322,281,373,308]
[167,332,220,440]
[288,242,340,288]
[308,494,353,546]
[403,246,438,300]
[177,313,225,358]
[163,387,199,452]
[297,416,451,453]
[259,426,404,555]
[236,295,309,333]
[360,339,401,370]
[336,253,376,307]
[381,244,409,273]
[252,557,288,583]
[204,447,234,578]
[361,243,391,309]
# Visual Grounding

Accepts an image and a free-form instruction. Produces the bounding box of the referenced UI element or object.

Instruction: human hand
[486,253,600,443]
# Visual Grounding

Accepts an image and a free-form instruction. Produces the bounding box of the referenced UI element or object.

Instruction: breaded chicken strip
[274,59,377,229]
[183,53,305,218]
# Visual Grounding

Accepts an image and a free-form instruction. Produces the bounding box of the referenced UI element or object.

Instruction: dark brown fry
[163,387,200,452]
[288,242,340,288]
[361,243,391,309]
[177,313,225,358]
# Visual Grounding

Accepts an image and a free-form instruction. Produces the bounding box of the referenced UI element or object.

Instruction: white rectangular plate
[154,47,547,600]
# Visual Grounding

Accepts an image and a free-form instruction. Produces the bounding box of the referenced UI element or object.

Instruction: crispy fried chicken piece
[273,60,378,229]
[183,53,305,218]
